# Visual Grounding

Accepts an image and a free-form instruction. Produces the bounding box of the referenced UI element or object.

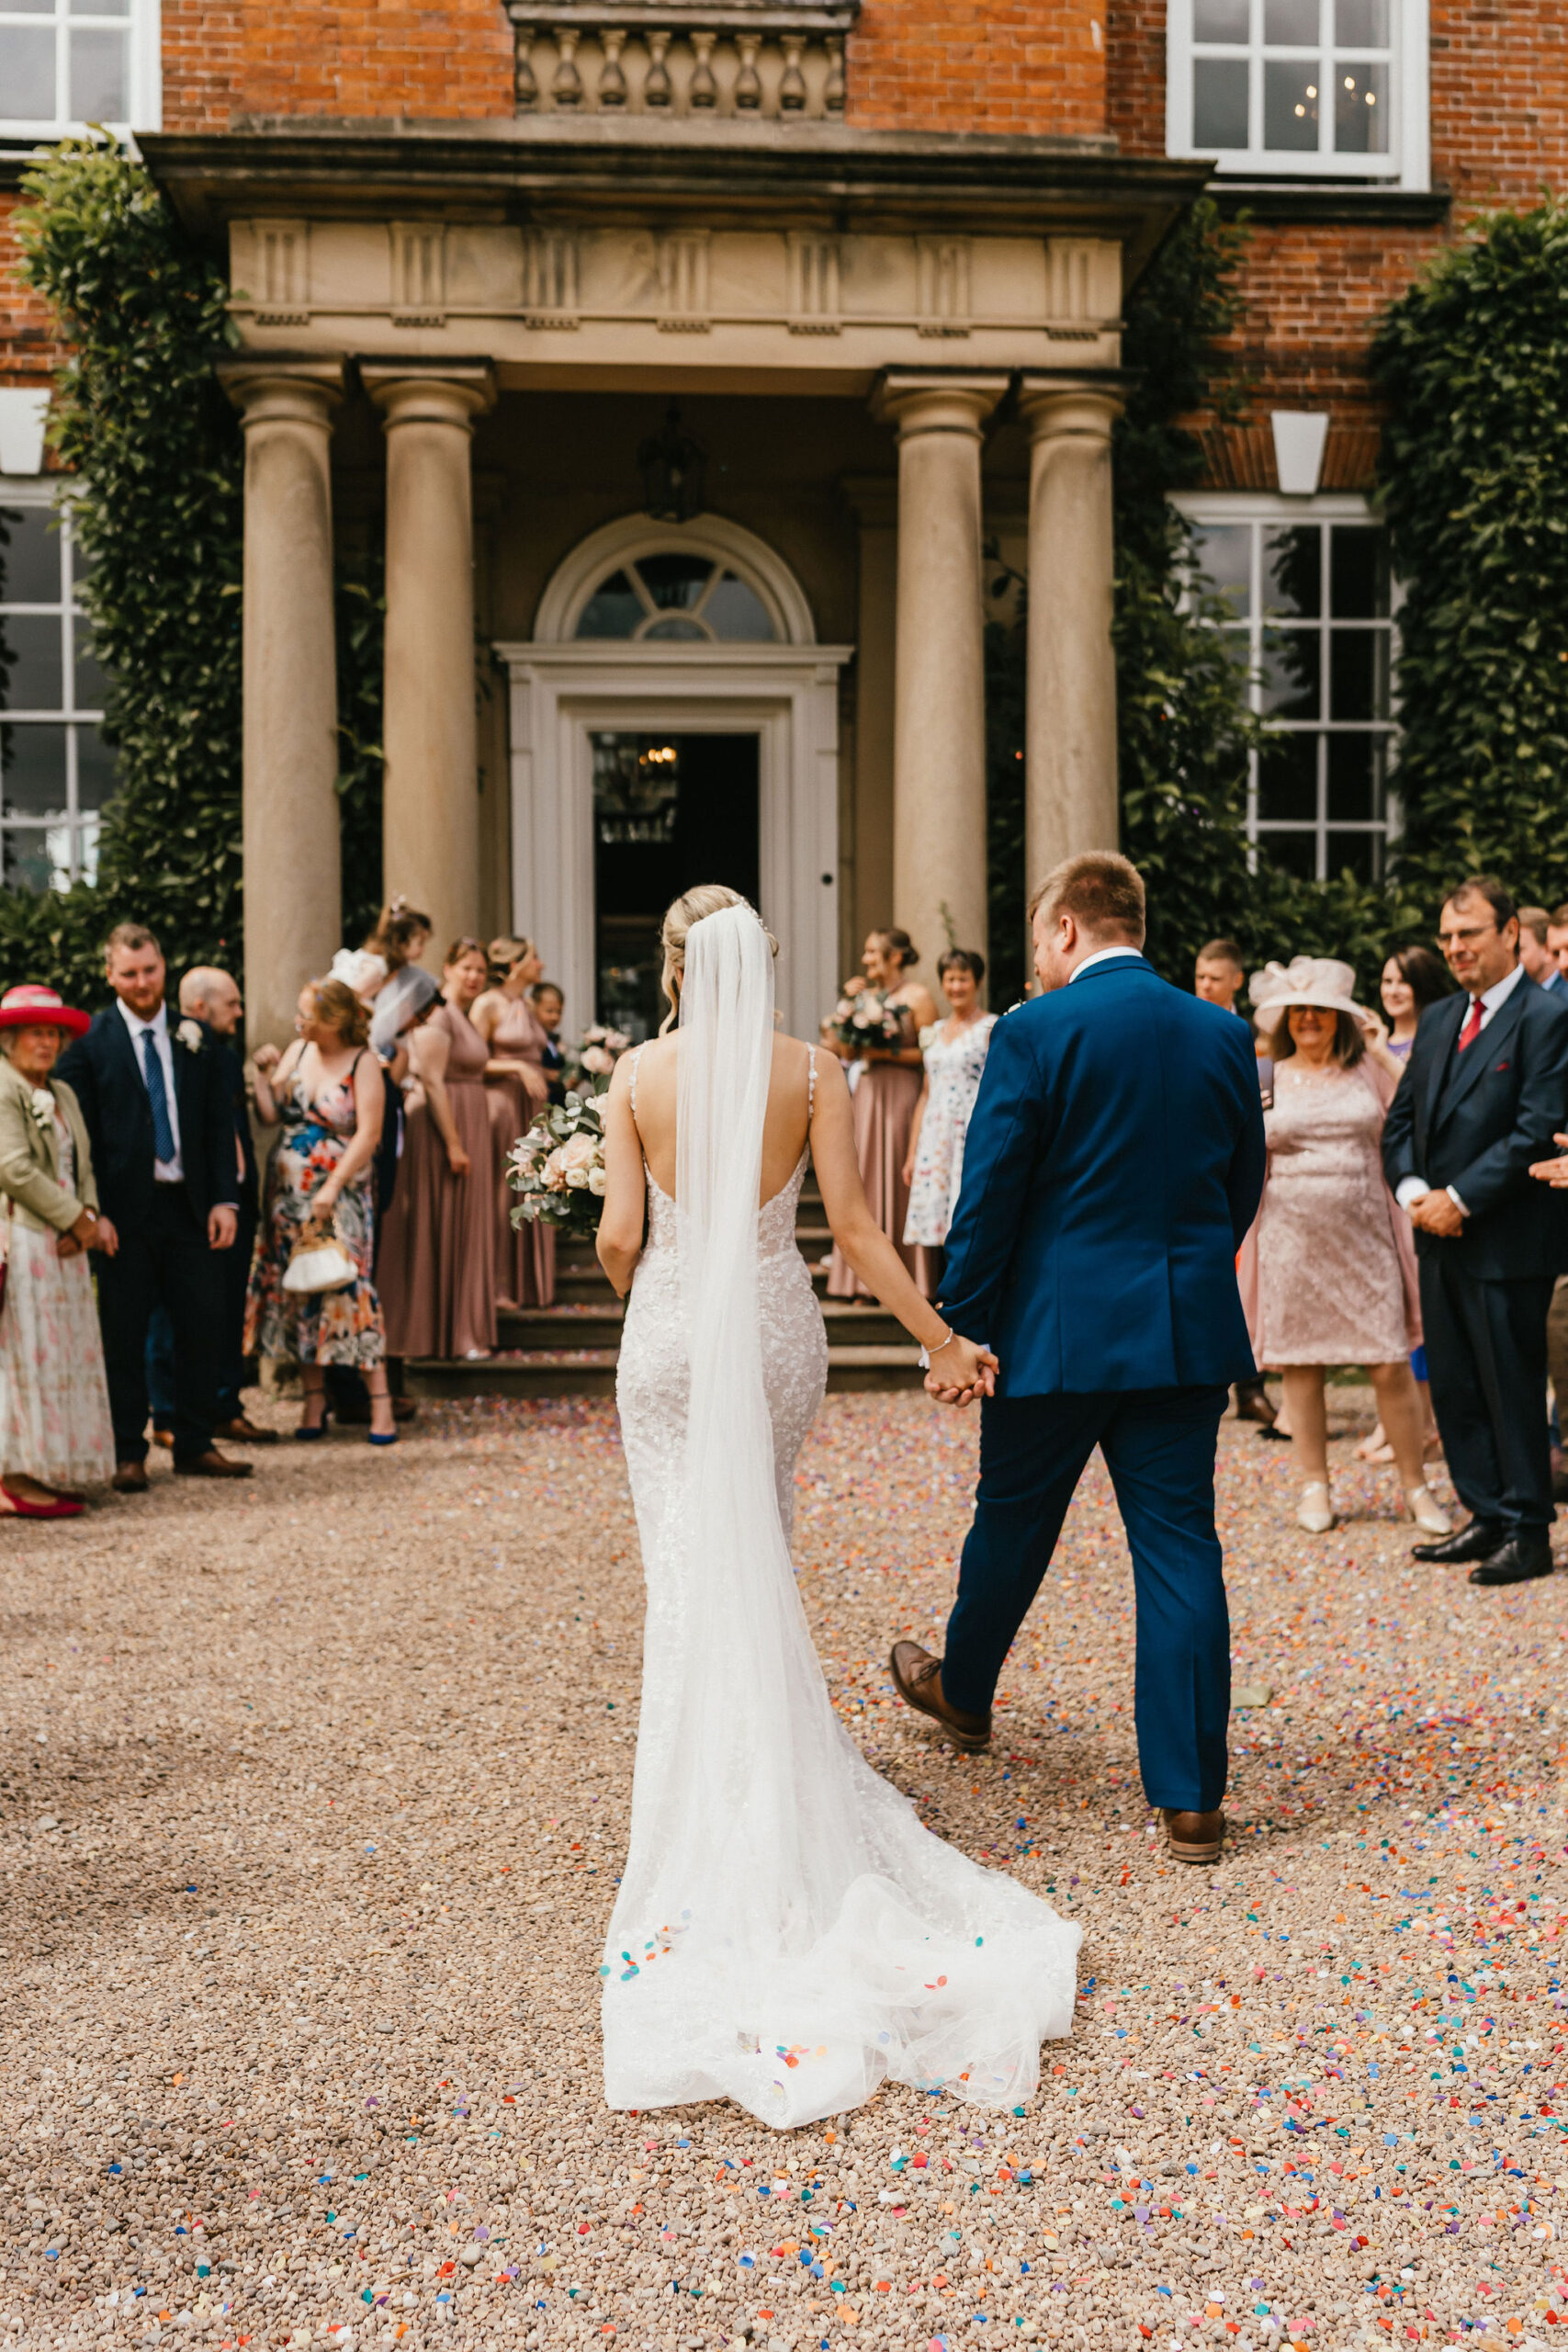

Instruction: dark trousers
[1419,1255,1554,1534]
[943,1385,1232,1814]
[96,1185,222,1466]
[217,1209,255,1417]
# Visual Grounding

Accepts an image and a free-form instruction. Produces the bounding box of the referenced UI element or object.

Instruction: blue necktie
[141,1028,177,1165]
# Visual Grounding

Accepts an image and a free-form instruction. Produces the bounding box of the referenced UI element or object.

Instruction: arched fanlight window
[574,550,777,643]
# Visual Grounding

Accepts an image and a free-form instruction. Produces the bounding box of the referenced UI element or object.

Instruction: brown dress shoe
[111,1461,150,1494]
[1162,1807,1226,1864]
[151,1427,174,1450]
[214,1416,280,1446]
[392,1396,418,1423]
[173,1450,254,1480]
[888,1640,992,1753]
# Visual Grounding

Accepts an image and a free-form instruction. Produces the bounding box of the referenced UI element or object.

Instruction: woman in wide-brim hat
[0,985,118,1518]
[1244,956,1450,1540]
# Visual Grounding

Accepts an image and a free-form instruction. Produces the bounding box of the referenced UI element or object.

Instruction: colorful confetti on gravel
[0,1385,1562,2352]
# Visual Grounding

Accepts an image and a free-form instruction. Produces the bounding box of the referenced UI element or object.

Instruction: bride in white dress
[594,885,1079,2129]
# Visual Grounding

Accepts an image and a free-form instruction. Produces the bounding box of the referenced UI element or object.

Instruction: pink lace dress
[1255,1059,1419,1366]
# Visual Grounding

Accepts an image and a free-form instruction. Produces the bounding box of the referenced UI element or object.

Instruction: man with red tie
[1382,876,1568,1586]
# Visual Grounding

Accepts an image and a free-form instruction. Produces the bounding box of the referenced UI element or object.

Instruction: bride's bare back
[616,1029,816,1206]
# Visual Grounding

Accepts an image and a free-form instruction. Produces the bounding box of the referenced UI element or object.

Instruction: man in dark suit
[1382,876,1568,1586]
[177,967,277,1445]
[890,853,1267,1866]
[56,923,253,1489]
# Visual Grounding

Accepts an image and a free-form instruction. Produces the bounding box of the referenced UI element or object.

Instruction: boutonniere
[175,1019,204,1055]
[28,1086,55,1135]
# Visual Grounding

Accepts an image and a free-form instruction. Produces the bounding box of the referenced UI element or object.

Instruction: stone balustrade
[507,3,856,120]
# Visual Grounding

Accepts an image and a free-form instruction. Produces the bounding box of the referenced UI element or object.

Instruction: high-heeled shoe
[1406,1485,1452,1537]
[295,1399,331,1443]
[1296,1481,1336,1533]
[367,1428,399,1448]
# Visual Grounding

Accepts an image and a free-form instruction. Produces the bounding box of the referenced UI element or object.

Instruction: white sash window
[1167,0,1428,187]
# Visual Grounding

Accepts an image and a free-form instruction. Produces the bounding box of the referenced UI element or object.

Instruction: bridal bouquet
[509,1095,608,1237]
[830,988,907,1055]
[565,1022,632,1096]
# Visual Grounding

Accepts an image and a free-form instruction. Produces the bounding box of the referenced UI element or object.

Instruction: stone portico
[146,119,1204,1046]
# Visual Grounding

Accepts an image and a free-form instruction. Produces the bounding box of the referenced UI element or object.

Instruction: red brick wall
[161,0,513,128]
[0,195,68,392]
[847,0,1107,137]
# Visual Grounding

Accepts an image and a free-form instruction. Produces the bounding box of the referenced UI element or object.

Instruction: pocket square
[1494,1058,1511,1072]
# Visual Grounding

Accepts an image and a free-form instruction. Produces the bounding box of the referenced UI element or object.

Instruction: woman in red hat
[0,984,118,1516]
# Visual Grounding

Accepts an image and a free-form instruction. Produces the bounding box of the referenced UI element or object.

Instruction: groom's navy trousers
[942,1385,1232,1814]
[937,956,1267,1818]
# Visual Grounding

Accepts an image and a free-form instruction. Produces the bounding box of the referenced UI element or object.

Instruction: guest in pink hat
[0,984,117,1517]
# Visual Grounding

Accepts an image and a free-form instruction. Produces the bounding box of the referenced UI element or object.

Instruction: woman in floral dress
[903,948,996,1276]
[246,978,396,1443]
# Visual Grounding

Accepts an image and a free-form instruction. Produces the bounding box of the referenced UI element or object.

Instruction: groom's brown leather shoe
[1162,1808,1226,1864]
[889,1642,991,1753]
[173,1450,253,1480]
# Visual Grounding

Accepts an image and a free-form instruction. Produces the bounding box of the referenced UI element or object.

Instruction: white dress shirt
[1393,959,1526,1216]
[1067,945,1144,984]
[117,997,185,1182]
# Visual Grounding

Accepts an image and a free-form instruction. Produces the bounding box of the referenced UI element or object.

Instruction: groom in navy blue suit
[891,853,1266,1865]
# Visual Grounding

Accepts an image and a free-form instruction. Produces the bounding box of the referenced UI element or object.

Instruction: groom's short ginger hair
[1029,852,1146,945]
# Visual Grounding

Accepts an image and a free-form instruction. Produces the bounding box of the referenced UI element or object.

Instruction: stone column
[874,374,1006,974]
[219,358,344,1051]
[363,363,496,958]
[1018,378,1124,894]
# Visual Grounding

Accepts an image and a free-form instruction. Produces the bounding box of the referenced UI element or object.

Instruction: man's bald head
[180,966,243,1039]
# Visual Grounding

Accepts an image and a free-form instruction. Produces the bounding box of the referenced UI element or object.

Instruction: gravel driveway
[1,1391,1563,2352]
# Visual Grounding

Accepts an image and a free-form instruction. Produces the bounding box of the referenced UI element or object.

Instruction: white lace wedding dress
[604,905,1080,2129]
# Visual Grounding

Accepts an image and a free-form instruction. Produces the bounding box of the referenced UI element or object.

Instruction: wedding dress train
[604,905,1079,2128]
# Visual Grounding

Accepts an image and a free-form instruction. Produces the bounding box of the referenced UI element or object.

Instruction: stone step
[403,1341,925,1398]
[496,1295,911,1350]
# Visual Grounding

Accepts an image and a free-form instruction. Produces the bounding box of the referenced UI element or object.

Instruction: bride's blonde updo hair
[659,884,779,1033]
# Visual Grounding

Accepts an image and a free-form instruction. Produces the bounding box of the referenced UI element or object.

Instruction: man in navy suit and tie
[56,923,253,1489]
[1382,876,1568,1586]
[891,853,1267,1866]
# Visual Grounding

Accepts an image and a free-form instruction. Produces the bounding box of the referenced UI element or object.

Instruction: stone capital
[361,359,498,433]
[1016,374,1129,446]
[216,356,345,431]
[872,370,1009,442]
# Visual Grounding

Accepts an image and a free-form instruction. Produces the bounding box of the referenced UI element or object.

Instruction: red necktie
[1458,994,1483,1051]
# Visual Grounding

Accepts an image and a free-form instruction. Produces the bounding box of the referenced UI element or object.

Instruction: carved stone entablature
[508,2,855,122]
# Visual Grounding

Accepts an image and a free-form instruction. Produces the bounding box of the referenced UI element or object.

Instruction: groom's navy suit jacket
[941,955,1266,1396]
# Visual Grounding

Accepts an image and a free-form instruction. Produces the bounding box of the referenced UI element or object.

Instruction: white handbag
[282,1219,356,1295]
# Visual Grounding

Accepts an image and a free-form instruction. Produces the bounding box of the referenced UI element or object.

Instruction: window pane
[1330,628,1389,719]
[72,0,131,14]
[74,722,118,809]
[0,27,58,121]
[1263,524,1322,618]
[69,24,127,118]
[0,507,62,607]
[1335,58,1388,152]
[1264,57,1321,146]
[703,573,774,642]
[1262,627,1321,719]
[2,826,64,895]
[635,553,713,612]
[1195,0,1249,37]
[73,616,107,712]
[0,614,64,711]
[1258,830,1319,881]
[77,809,100,886]
[1264,0,1318,40]
[1328,524,1388,618]
[1,1,58,14]
[1258,731,1317,822]
[1326,730,1388,820]
[1,722,69,818]
[575,571,642,639]
[1336,0,1387,43]
[1193,57,1250,147]
[639,616,706,642]
[1326,830,1380,880]
[1191,523,1253,617]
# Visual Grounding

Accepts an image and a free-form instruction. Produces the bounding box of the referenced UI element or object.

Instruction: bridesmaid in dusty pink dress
[378,939,498,1362]
[1247,956,1450,1541]
[473,936,556,1310]
[825,927,938,1302]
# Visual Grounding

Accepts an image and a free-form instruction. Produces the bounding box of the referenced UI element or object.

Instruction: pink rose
[581,1045,615,1077]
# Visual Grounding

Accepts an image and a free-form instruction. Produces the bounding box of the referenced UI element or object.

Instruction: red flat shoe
[1,1483,84,1520]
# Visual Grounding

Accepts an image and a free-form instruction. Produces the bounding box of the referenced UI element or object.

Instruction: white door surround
[496,514,851,1042]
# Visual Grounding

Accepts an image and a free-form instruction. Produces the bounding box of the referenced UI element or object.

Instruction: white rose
[587,1165,607,1196]
[175,1018,204,1053]
[565,1166,591,1189]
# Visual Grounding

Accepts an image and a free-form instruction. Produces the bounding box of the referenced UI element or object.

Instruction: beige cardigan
[0,1056,98,1236]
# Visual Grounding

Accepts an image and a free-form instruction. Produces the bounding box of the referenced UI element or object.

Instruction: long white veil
[602,901,1079,2126]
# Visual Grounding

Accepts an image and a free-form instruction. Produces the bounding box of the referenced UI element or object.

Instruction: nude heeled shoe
[1296,1481,1336,1533]
[1406,1485,1452,1537]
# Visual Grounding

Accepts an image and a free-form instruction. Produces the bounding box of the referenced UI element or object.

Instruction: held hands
[1409,1188,1465,1238]
[1529,1131,1568,1187]
[925,1332,998,1408]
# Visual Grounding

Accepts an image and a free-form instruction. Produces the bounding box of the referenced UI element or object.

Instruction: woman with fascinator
[592,884,1079,2130]
[1247,955,1450,1539]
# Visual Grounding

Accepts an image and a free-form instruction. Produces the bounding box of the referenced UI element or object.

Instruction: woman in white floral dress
[903,948,997,1265]
[0,985,117,1515]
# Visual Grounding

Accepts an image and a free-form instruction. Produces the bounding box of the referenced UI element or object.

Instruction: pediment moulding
[508,1,854,125]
